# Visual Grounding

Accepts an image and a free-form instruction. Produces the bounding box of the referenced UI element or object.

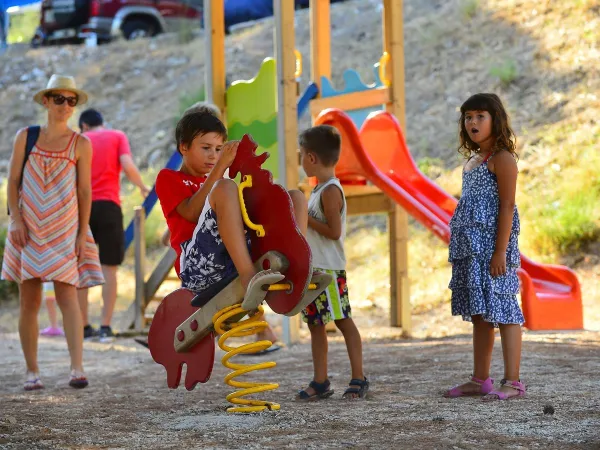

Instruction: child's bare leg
[257,323,278,344]
[453,314,495,394]
[473,315,495,379]
[288,189,308,235]
[496,323,522,395]
[334,318,365,388]
[209,179,256,288]
[54,281,85,372]
[77,287,90,328]
[301,323,328,395]
[19,279,43,373]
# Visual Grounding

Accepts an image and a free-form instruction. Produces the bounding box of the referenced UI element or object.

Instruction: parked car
[32,0,202,46]
[31,0,347,47]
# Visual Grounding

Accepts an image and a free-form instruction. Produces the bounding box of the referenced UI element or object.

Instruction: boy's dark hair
[79,109,103,129]
[299,125,341,166]
[458,93,517,159]
[183,101,222,119]
[175,110,228,154]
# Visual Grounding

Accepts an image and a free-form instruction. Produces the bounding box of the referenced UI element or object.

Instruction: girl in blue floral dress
[445,93,526,401]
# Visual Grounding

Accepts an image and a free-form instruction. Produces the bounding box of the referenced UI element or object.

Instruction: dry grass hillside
[1,0,597,167]
[0,0,598,327]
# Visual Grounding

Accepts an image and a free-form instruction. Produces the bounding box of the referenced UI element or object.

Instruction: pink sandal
[482,379,526,401]
[444,375,494,398]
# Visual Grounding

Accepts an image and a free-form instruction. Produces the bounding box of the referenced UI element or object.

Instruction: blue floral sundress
[448,154,524,326]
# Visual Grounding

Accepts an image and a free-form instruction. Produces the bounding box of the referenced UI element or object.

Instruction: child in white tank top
[295,125,368,401]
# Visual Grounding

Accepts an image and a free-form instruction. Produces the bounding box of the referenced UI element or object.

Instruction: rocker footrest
[282,271,334,317]
[174,251,288,353]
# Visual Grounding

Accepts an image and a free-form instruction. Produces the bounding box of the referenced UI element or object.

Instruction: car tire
[122,19,156,40]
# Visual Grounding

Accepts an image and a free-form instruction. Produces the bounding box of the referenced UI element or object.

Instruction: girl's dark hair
[458,93,517,159]
[175,110,227,153]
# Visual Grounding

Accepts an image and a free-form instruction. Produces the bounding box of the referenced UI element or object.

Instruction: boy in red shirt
[156,110,308,305]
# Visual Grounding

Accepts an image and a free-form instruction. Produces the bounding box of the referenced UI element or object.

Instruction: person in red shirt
[156,109,308,333]
[76,109,150,342]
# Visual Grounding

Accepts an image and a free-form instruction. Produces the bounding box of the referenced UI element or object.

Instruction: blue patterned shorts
[179,202,250,294]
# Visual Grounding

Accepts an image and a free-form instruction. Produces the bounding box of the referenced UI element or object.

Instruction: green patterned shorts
[301,268,351,326]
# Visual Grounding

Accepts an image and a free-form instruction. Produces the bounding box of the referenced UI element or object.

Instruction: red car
[33,0,202,46]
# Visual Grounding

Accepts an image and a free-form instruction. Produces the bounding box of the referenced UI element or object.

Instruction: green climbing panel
[226,58,278,179]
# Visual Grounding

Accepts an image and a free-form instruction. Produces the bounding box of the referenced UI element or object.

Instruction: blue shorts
[179,199,250,294]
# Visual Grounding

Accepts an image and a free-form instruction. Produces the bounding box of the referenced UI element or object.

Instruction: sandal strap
[348,377,368,387]
[308,379,331,394]
[500,379,525,392]
[470,375,493,385]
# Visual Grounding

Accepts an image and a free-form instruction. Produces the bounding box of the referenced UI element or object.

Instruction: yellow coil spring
[212,303,280,413]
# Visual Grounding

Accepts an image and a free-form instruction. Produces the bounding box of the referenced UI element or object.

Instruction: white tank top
[306,177,347,270]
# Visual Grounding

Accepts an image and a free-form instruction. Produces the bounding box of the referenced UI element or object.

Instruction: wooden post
[204,0,226,114]
[383,0,406,129]
[275,0,301,346]
[309,0,331,95]
[274,0,299,190]
[134,206,146,331]
[383,0,411,335]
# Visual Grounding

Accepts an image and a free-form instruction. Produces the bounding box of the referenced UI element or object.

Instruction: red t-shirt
[85,129,132,206]
[155,169,207,275]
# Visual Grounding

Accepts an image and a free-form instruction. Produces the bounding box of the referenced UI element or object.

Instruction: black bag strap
[21,126,41,185]
[7,125,40,215]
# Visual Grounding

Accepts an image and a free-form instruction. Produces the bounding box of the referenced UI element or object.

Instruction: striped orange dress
[2,130,104,288]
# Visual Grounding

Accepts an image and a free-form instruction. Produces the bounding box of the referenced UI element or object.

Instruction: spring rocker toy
[148,135,332,413]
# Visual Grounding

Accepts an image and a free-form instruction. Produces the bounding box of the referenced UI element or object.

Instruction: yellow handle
[294,49,303,79]
[379,51,391,87]
[238,175,265,237]
[267,283,318,292]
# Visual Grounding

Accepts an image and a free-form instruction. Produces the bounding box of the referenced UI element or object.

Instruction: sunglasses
[47,93,78,107]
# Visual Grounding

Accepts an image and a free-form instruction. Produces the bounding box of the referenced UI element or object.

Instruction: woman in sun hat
[2,74,104,390]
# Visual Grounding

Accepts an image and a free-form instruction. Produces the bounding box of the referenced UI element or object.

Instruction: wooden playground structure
[125,0,413,342]
[124,0,584,344]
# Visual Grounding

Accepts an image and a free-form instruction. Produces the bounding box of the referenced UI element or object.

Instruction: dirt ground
[0,301,599,450]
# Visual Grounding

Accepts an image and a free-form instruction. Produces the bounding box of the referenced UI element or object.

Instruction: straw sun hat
[33,74,89,106]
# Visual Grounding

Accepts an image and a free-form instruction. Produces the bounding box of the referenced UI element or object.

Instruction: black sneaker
[98,326,115,343]
[83,325,97,340]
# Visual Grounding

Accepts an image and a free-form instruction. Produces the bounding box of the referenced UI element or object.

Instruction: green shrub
[531,191,600,254]
[417,157,445,179]
[460,0,479,21]
[489,59,519,86]
[7,9,40,44]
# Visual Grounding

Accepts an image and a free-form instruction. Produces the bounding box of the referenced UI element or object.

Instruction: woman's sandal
[444,375,494,398]
[24,372,44,391]
[69,370,89,389]
[295,379,334,402]
[482,379,526,401]
[342,377,369,399]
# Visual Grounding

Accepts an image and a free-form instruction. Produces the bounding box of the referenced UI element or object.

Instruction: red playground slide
[315,108,583,330]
